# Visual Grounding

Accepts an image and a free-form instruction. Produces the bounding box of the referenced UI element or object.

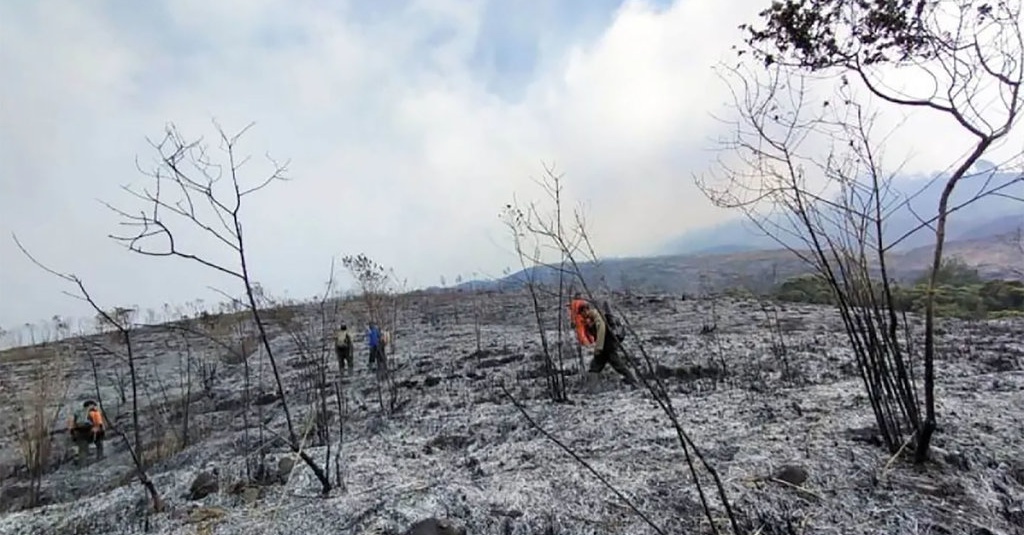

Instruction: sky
[1,0,1018,339]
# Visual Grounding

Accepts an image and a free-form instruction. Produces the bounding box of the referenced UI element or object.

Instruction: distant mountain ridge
[440,167,1022,296]
[662,167,1023,255]
[450,233,1023,296]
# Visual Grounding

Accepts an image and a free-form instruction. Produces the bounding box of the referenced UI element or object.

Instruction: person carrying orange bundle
[68,400,107,464]
[577,301,638,387]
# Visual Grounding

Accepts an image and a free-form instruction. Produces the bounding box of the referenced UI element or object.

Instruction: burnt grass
[1,291,1023,535]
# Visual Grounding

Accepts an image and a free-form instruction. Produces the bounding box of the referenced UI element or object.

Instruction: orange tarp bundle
[569,298,595,346]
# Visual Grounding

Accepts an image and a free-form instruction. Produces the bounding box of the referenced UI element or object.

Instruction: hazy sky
[0,0,1014,335]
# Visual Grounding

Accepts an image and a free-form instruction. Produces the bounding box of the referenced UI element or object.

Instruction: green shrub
[769,269,1024,320]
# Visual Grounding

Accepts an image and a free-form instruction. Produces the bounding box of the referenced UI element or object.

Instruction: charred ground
[0,290,1022,535]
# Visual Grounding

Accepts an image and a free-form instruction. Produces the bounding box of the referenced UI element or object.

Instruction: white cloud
[0,0,1009,337]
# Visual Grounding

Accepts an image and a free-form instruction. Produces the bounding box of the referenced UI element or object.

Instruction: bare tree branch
[104,121,332,493]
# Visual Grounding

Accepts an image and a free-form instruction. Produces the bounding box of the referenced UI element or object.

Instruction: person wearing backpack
[67,400,107,464]
[579,301,638,387]
[335,324,354,374]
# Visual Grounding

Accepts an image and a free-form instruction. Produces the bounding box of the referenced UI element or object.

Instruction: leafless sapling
[453,274,463,324]
[505,167,742,534]
[177,332,194,448]
[500,203,568,402]
[758,298,793,382]
[499,165,596,402]
[697,270,729,378]
[467,274,484,353]
[103,122,331,493]
[341,253,403,415]
[273,260,345,484]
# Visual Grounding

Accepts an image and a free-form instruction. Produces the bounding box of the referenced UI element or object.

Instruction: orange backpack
[87,407,104,430]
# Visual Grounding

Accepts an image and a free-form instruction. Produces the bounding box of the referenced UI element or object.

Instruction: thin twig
[498,383,667,535]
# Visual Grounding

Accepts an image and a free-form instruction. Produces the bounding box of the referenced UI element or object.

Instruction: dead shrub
[10,344,70,508]
[0,345,54,364]
[142,427,184,470]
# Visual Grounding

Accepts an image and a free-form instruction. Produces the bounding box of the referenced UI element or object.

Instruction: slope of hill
[663,169,1023,255]
[473,234,1024,295]
[0,292,1022,534]
[955,214,1024,241]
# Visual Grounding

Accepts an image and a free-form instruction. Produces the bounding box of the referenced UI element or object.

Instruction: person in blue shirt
[367,321,383,370]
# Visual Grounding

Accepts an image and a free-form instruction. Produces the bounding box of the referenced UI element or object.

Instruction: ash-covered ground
[1,291,1022,535]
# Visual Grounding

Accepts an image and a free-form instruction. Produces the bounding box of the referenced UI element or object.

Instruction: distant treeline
[759,259,1024,319]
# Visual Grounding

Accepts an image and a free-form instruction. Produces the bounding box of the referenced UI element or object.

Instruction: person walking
[68,400,107,464]
[578,302,638,387]
[335,324,354,374]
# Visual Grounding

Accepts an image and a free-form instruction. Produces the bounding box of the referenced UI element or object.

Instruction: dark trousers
[368,345,385,369]
[70,427,105,462]
[335,345,353,372]
[588,339,636,385]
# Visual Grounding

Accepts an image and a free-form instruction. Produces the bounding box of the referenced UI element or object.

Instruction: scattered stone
[402,517,466,535]
[252,392,280,406]
[425,434,472,451]
[712,444,740,462]
[490,507,524,518]
[398,378,421,390]
[228,480,246,495]
[213,396,246,412]
[1001,460,1024,486]
[189,471,219,500]
[188,506,227,524]
[241,486,261,505]
[467,348,492,358]
[0,484,37,514]
[846,426,883,447]
[772,464,809,486]
[943,450,971,471]
[277,456,295,483]
[477,353,521,369]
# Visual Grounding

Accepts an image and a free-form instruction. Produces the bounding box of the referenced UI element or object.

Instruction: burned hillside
[1,290,1022,535]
